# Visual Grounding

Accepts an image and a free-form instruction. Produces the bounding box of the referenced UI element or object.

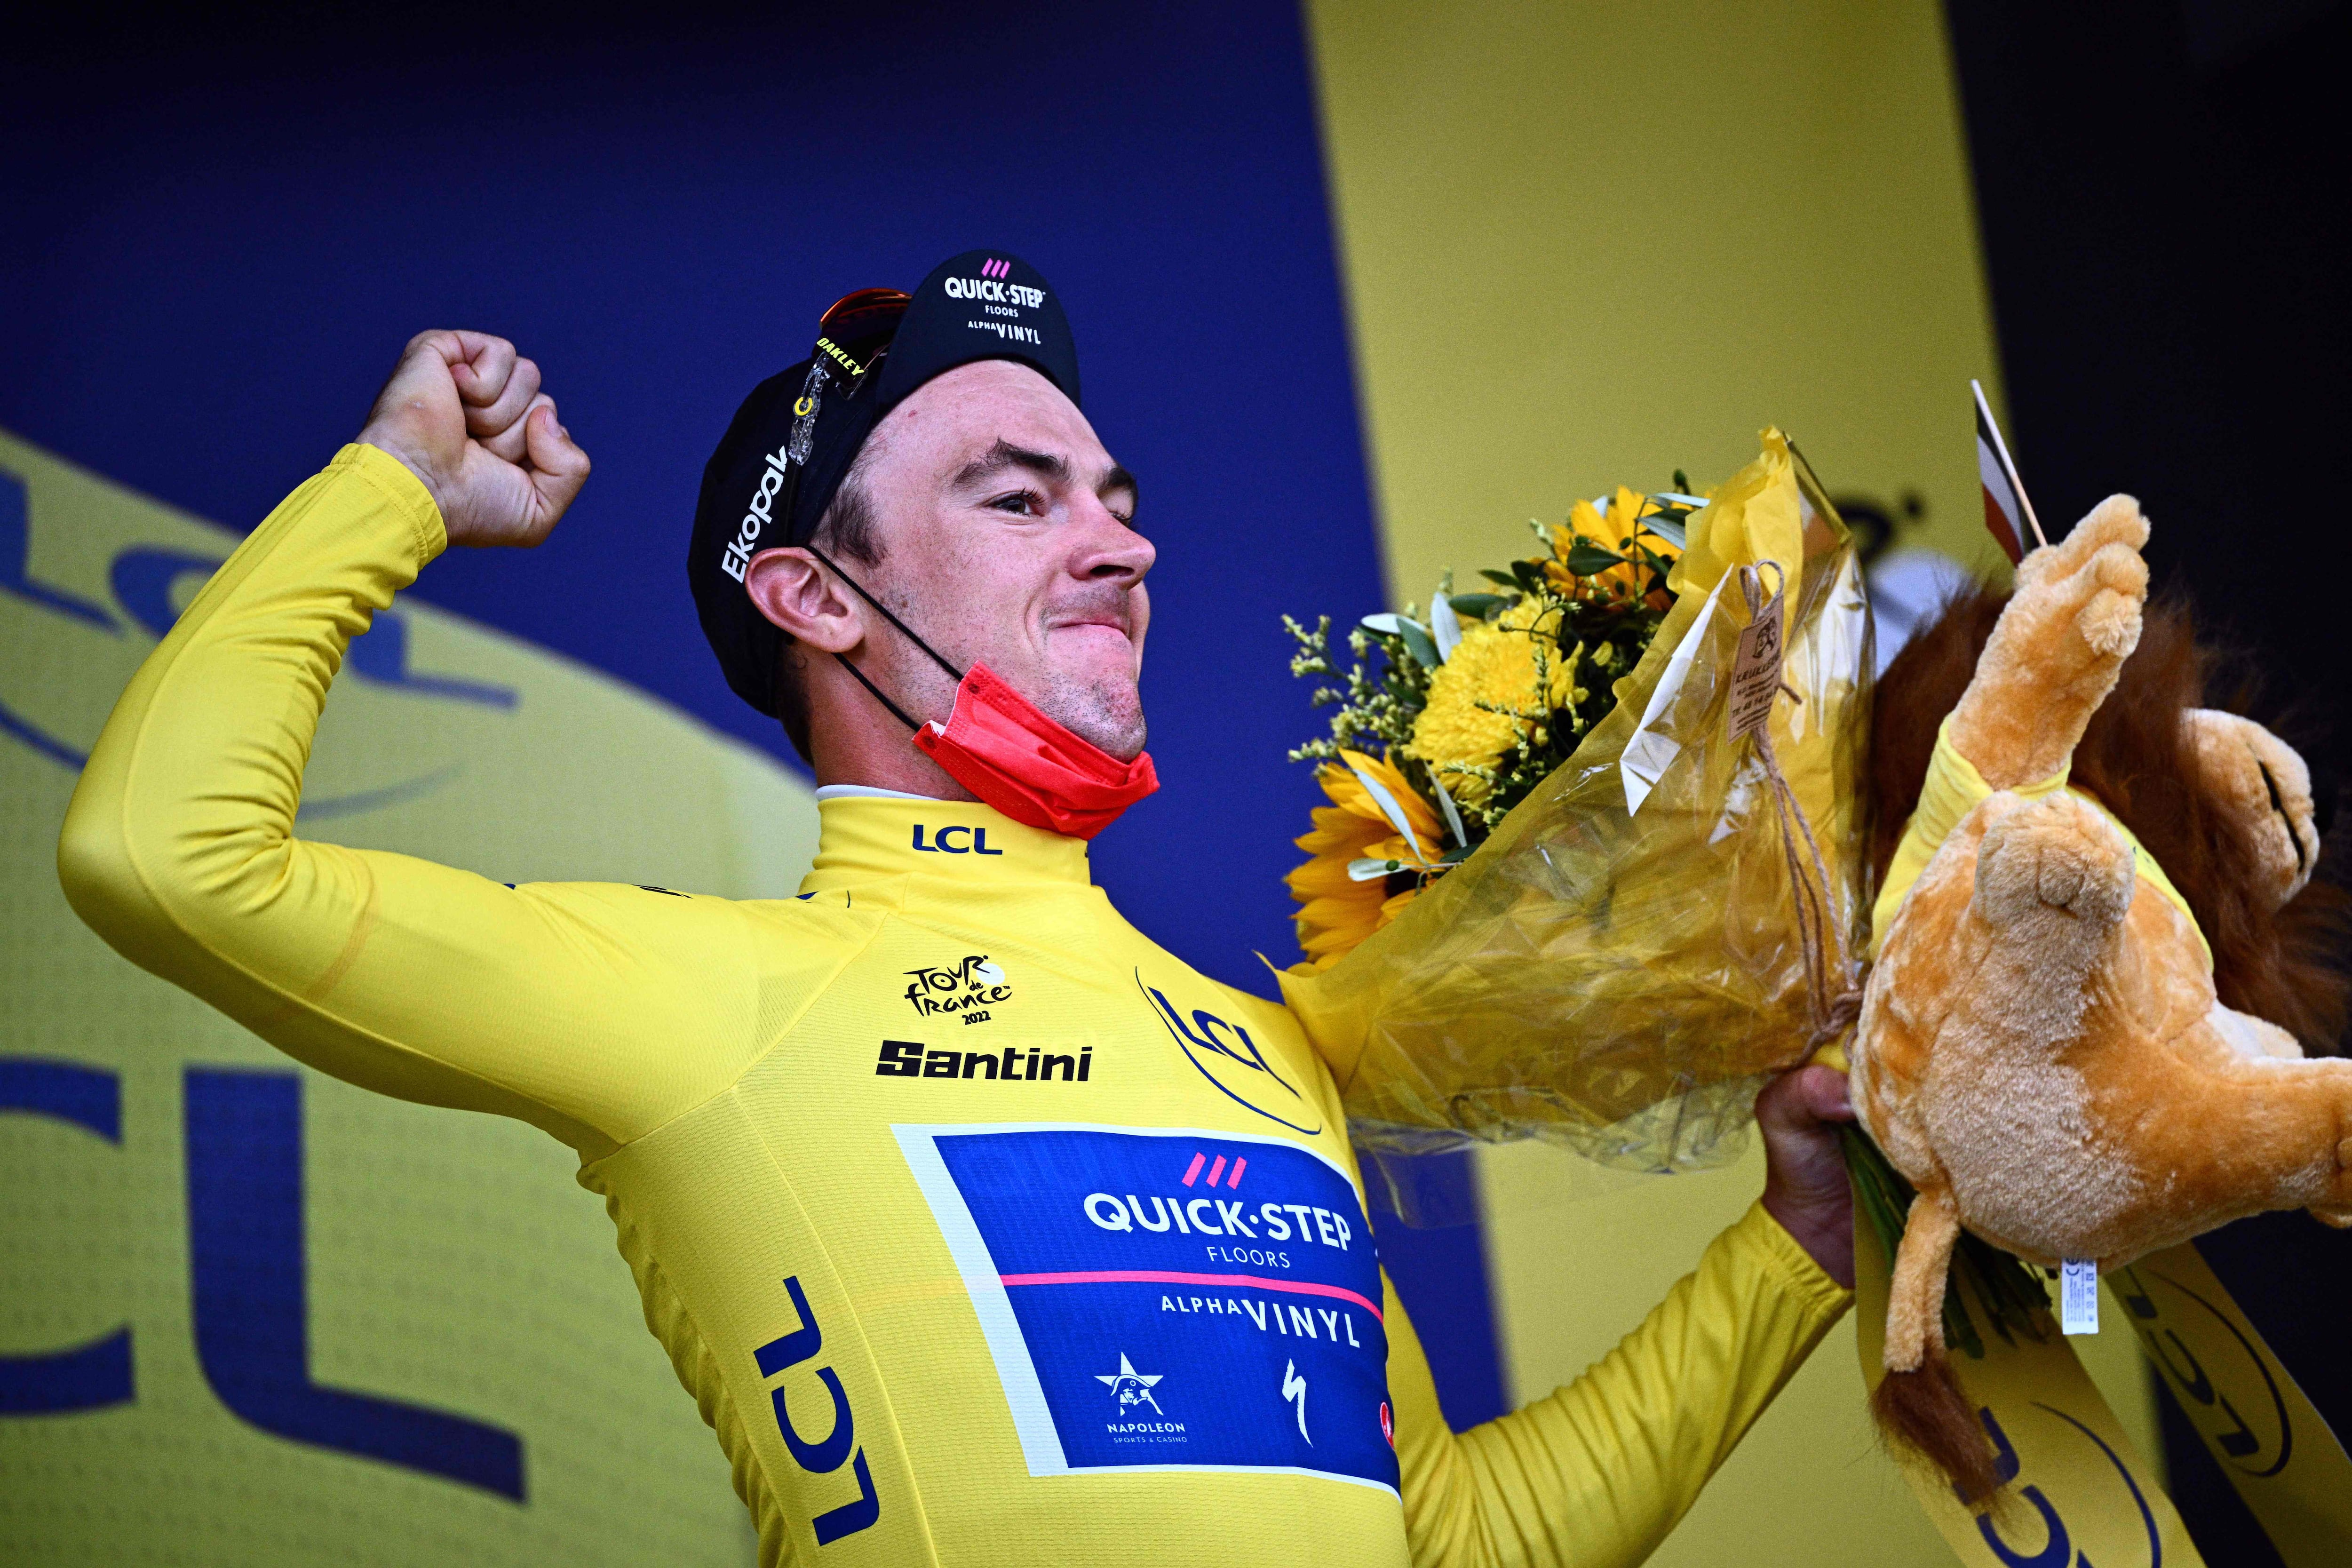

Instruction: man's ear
[744,548,864,653]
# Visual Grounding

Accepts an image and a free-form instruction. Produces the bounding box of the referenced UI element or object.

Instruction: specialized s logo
[1136,971,1323,1135]
[906,955,1012,1023]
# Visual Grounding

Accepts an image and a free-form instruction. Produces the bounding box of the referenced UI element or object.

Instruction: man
[61,250,1859,1567]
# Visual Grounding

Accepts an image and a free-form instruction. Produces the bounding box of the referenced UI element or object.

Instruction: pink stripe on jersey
[998,1269,1383,1323]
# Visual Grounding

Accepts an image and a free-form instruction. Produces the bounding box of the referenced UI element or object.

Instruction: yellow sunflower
[1543,485,1684,608]
[1286,749,1446,973]
[1402,599,1576,803]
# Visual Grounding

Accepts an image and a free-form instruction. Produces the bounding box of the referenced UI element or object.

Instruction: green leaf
[1446,592,1508,620]
[1510,559,1549,595]
[1394,621,1443,670]
[1673,469,1692,495]
[1479,568,1521,590]
[1562,541,1629,575]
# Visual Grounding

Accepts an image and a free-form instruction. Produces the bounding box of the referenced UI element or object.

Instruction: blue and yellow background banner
[4,2,2341,1563]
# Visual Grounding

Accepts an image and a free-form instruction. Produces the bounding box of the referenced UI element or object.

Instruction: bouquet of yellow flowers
[1278,432,1873,1171]
[1282,480,1689,970]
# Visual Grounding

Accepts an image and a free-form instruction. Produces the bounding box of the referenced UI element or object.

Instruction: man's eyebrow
[953,441,1138,513]
[952,440,1070,489]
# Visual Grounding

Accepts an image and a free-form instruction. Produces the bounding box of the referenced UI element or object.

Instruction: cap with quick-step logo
[690,250,1082,720]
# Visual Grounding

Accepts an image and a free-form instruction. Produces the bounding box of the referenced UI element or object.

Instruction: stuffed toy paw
[1851,495,2351,1500]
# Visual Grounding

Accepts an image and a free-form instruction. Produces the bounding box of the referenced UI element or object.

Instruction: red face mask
[803,547,1158,840]
[911,661,1158,840]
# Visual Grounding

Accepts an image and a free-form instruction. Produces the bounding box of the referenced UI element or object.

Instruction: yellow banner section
[2115,1244,2352,1568]
[1851,1208,2202,1568]
[1,430,816,1565]
[1308,3,2106,1562]
[1306,0,2016,610]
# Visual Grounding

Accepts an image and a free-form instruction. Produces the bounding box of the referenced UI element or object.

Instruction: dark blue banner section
[904,1124,1397,1491]
[0,1,1379,991]
[1,0,1504,1442]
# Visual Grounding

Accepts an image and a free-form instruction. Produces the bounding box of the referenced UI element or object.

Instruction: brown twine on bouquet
[1738,563,1863,1051]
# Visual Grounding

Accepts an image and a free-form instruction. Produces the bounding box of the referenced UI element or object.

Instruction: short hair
[771,449,885,764]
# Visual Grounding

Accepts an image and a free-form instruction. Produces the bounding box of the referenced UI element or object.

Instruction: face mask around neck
[912,662,1158,840]
[807,548,1157,840]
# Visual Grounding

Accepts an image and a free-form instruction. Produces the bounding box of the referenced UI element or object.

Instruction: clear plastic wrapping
[1281,436,1873,1172]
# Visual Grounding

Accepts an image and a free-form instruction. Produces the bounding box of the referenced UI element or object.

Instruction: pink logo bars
[1180,1151,1248,1189]
[980,257,1011,279]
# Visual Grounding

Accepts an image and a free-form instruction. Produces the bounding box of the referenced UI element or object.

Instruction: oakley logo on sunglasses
[815,335,868,378]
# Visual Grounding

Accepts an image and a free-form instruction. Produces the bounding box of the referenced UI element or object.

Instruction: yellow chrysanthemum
[1402,599,1574,802]
[1285,749,1445,973]
[1543,485,1684,607]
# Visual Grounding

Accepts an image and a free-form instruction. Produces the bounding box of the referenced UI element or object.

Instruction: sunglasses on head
[810,287,911,398]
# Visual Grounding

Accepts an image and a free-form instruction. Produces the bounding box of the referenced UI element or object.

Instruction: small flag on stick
[1973,380,2046,565]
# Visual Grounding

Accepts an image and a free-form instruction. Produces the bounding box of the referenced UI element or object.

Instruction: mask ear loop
[803,544,965,685]
[800,543,966,735]
[824,635,925,732]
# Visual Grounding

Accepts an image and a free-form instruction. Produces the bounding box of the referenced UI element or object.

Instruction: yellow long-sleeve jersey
[58,445,1851,1568]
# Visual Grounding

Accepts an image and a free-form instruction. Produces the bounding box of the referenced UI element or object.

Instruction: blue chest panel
[895,1123,1398,1493]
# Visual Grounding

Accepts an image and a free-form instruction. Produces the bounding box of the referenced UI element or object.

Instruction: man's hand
[1757,1064,1859,1289]
[355,330,590,547]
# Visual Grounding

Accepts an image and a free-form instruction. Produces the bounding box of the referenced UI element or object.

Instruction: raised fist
[355,330,590,547]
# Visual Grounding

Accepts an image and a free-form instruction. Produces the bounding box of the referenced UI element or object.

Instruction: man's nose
[1069,491,1154,582]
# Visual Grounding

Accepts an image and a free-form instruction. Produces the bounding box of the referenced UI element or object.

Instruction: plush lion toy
[1851,496,2350,1501]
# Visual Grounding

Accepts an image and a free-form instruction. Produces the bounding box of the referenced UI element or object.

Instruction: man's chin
[1039,678,1145,760]
[1065,705,1147,762]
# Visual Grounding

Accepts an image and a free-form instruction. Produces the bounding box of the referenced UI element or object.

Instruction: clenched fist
[356,330,590,547]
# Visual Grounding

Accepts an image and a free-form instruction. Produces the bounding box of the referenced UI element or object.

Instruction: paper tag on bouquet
[1725,573,1786,743]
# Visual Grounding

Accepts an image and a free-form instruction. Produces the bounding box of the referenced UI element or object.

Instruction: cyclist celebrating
[62,250,1858,1566]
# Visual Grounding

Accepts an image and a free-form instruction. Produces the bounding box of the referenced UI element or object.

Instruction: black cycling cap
[689,249,1081,719]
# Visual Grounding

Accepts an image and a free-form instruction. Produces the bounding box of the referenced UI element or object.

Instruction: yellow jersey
[59,444,1850,1567]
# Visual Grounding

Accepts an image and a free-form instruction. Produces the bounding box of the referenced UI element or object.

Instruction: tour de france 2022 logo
[904,955,1012,1027]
